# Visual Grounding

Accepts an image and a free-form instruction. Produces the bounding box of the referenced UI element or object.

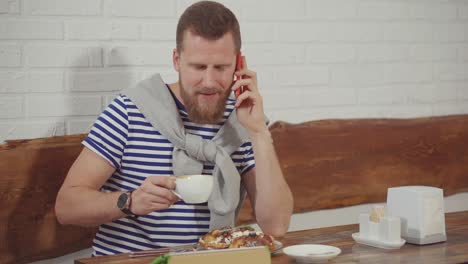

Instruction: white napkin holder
[387,186,447,245]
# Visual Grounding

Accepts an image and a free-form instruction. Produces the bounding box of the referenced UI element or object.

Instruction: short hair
[176,1,241,52]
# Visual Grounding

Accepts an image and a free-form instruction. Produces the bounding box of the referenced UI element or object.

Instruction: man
[55,1,293,256]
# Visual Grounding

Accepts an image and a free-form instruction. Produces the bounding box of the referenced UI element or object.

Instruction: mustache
[196,87,223,94]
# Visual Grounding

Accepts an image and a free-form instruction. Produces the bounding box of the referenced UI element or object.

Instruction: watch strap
[120,190,138,217]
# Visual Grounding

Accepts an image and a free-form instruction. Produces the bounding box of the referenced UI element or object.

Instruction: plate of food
[149,226,282,264]
[198,225,283,254]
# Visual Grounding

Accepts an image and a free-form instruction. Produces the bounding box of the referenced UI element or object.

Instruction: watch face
[117,192,128,209]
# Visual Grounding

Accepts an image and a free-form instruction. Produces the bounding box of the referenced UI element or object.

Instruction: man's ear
[173,48,180,72]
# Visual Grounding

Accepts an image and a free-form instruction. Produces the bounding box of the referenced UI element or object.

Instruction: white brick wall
[0,0,467,143]
[23,0,102,16]
[0,44,21,67]
[0,20,63,39]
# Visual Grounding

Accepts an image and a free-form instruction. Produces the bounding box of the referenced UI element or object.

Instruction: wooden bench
[2,115,468,264]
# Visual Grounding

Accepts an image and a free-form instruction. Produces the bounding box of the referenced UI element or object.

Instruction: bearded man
[55,1,293,256]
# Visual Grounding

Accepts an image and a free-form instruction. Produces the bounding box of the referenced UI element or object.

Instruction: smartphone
[235,52,244,98]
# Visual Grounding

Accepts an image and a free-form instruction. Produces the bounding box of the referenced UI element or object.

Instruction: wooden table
[76,211,468,264]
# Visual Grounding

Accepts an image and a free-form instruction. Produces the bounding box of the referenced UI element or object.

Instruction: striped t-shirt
[83,88,256,256]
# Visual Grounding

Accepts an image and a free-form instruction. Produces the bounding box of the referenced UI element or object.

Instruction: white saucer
[352,233,405,249]
[282,244,341,263]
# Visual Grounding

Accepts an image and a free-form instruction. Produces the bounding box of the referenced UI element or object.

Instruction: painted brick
[374,105,433,118]
[358,1,409,20]
[406,83,460,104]
[409,2,457,20]
[401,84,441,104]
[10,0,19,13]
[68,71,139,92]
[254,68,279,88]
[330,64,385,87]
[0,120,65,141]
[433,23,466,42]
[460,45,468,61]
[268,103,435,123]
[358,86,406,105]
[244,44,305,65]
[435,63,468,81]
[410,44,458,62]
[0,71,63,93]
[27,95,102,117]
[456,81,468,100]
[24,0,101,16]
[275,66,328,86]
[0,0,19,13]
[458,102,468,115]
[141,22,176,41]
[262,87,305,109]
[357,44,408,62]
[0,0,8,13]
[264,87,356,109]
[334,23,384,42]
[108,0,176,18]
[241,23,275,43]
[0,72,26,93]
[0,45,21,67]
[306,0,357,20]
[306,44,355,63]
[277,23,330,42]
[67,118,95,134]
[385,63,433,83]
[241,0,306,20]
[0,96,23,118]
[106,45,173,66]
[407,82,460,103]
[384,22,433,42]
[434,82,465,102]
[460,3,468,19]
[66,21,139,40]
[432,102,468,116]
[0,20,63,40]
[25,45,102,67]
[265,106,391,123]
[278,22,384,42]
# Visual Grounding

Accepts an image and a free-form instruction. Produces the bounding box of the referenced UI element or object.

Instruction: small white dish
[282,244,341,263]
[352,232,405,249]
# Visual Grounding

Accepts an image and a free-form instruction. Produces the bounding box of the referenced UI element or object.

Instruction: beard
[179,76,232,124]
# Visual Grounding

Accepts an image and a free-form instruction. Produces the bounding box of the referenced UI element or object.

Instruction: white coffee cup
[174,174,214,204]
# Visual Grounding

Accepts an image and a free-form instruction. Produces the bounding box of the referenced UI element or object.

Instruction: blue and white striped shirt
[83,89,255,256]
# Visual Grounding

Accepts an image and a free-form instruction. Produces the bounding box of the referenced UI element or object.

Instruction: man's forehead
[179,30,237,52]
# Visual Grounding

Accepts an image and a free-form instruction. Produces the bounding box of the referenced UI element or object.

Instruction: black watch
[117,191,136,217]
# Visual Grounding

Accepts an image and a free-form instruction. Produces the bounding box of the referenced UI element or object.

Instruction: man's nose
[201,69,218,88]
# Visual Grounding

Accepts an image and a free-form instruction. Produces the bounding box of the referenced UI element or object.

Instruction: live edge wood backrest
[1,115,468,263]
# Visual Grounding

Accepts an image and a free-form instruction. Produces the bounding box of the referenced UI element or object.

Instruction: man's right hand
[130,176,180,215]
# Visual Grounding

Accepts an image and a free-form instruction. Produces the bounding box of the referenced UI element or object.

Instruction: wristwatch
[117,190,136,217]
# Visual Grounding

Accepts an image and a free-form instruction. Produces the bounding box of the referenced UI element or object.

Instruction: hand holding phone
[235,52,244,98]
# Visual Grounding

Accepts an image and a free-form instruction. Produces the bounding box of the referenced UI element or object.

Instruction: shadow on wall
[1,49,136,264]
[66,46,139,135]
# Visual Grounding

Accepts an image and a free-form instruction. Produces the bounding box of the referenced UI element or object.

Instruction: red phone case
[235,52,244,98]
